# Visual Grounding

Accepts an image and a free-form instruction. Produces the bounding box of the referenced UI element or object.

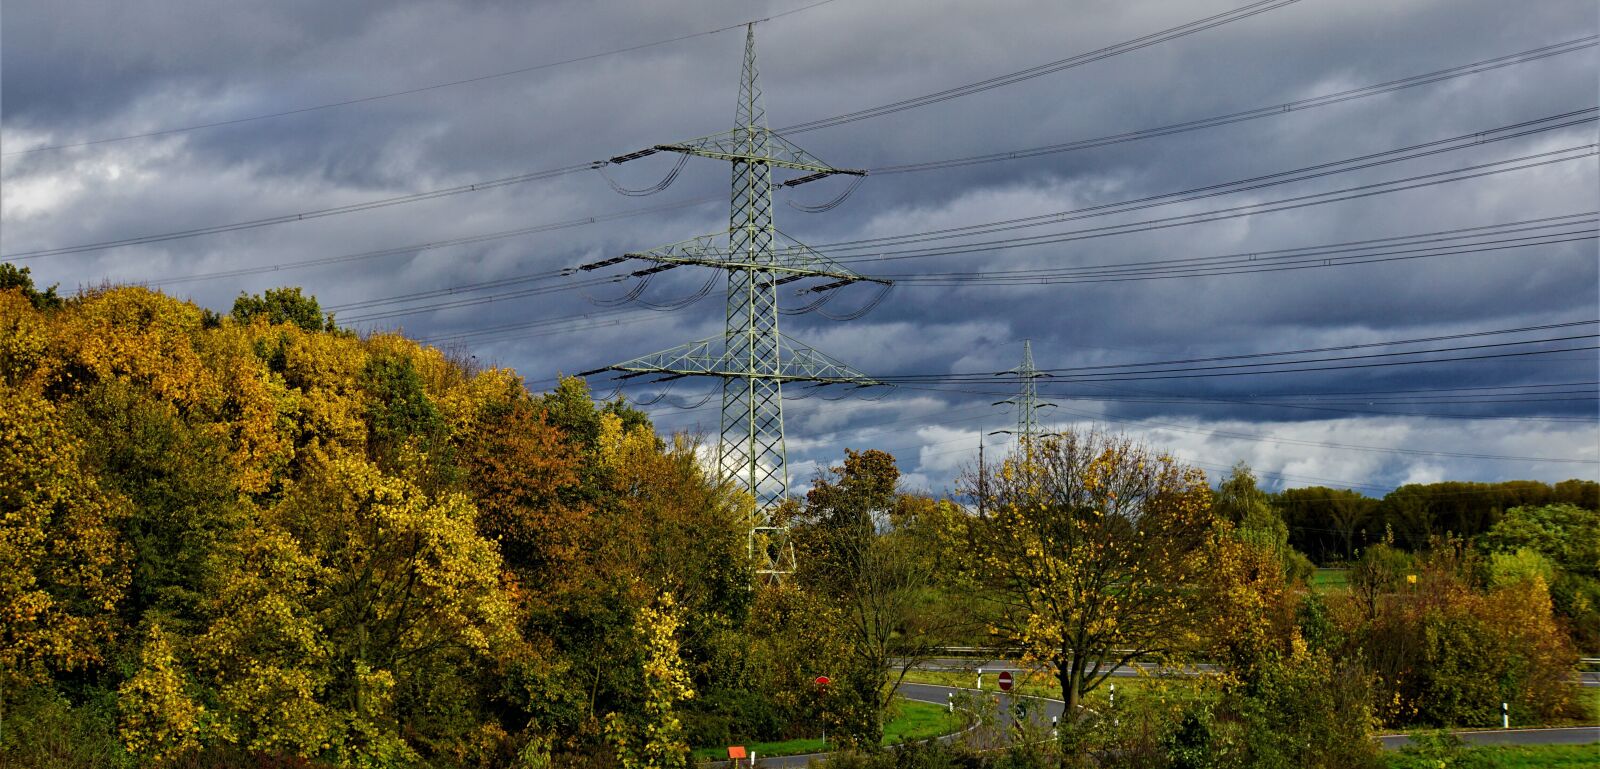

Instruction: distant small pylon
[989,340,1056,451]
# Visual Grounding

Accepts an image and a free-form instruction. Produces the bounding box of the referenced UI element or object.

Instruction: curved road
[714,682,1063,769]
[706,677,1596,768]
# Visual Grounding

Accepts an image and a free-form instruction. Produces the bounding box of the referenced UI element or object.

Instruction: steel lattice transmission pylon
[989,340,1057,452]
[578,24,889,577]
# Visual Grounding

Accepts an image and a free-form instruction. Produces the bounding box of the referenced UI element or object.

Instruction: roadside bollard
[1051,715,1058,738]
[977,667,983,691]
[948,692,954,714]
[1501,702,1509,729]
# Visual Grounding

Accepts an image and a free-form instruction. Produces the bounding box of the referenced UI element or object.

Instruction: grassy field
[1311,567,1351,592]
[688,697,963,762]
[1384,743,1600,768]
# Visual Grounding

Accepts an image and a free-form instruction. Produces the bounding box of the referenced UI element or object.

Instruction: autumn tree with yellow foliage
[0,281,757,767]
[963,430,1217,721]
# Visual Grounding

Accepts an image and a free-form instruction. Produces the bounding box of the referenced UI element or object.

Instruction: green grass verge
[884,698,962,744]
[1384,743,1600,768]
[1312,568,1351,592]
[689,697,962,762]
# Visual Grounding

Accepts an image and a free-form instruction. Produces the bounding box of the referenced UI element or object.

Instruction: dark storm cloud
[3,0,1596,493]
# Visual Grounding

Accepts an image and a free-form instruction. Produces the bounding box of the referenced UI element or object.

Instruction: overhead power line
[894,343,1599,386]
[9,38,1585,264]
[138,37,1590,285]
[876,321,1600,382]
[778,0,1308,133]
[818,109,1599,254]
[824,145,1599,265]
[4,0,844,156]
[871,35,1598,174]
[2,163,596,260]
[152,196,720,286]
[334,201,1591,330]
[636,368,1598,463]
[884,230,1597,285]
[326,116,1595,328]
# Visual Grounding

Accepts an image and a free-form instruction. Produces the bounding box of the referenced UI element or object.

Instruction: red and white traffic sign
[814,675,831,687]
[997,671,1014,692]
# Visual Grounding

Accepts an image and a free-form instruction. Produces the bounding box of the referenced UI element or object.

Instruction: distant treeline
[1274,479,1598,564]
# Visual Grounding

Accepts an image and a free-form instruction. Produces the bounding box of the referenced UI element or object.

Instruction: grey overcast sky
[3,0,1596,494]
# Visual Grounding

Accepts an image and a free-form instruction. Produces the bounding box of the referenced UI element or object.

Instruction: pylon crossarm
[590,334,888,385]
[774,332,885,382]
[632,255,876,284]
[653,128,864,177]
[622,228,887,284]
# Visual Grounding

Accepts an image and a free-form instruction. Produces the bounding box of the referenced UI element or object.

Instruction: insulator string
[815,282,893,320]
[597,153,690,196]
[635,272,720,310]
[786,174,864,213]
[584,274,653,306]
[632,378,678,405]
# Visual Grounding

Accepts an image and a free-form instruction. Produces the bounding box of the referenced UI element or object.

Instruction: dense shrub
[1360,546,1581,727]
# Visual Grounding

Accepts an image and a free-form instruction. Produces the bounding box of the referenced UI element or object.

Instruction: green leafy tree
[230,287,333,331]
[359,350,455,487]
[795,450,970,750]
[1479,504,1600,647]
[71,379,245,627]
[1275,486,1379,563]
[1351,543,1412,621]
[0,263,63,310]
[1232,647,1381,769]
[605,593,695,769]
[1217,463,1313,583]
[1359,544,1581,727]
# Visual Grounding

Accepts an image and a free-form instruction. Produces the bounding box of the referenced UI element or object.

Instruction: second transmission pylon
[989,340,1057,452]
[578,24,889,576]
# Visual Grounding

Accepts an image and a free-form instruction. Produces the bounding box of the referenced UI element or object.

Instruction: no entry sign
[997,671,1014,692]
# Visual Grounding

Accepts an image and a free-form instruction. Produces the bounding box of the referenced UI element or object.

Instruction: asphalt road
[919,657,1598,686]
[1377,727,1600,750]
[914,657,1222,683]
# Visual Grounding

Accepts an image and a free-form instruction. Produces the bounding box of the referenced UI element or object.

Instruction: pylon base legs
[751,524,796,576]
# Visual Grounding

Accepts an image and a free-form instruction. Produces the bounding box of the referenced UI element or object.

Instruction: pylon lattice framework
[580,24,888,576]
[991,340,1056,450]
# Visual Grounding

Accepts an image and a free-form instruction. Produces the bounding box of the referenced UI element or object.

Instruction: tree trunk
[1057,659,1091,757]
